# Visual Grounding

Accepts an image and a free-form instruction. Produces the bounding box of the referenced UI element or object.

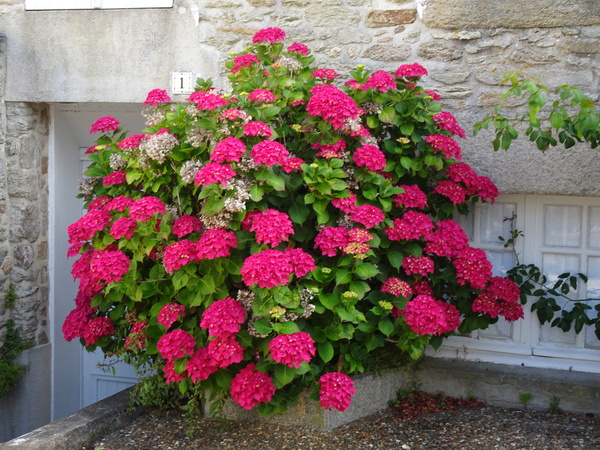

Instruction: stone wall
[0,34,49,362]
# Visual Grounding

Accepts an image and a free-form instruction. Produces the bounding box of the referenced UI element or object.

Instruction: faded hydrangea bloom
[142,106,166,128]
[179,160,203,183]
[186,127,213,148]
[277,55,302,71]
[237,289,256,311]
[140,130,179,163]
[200,211,233,229]
[109,153,126,170]
[78,177,102,196]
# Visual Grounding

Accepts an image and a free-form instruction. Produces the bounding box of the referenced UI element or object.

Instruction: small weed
[519,392,533,409]
[548,395,562,414]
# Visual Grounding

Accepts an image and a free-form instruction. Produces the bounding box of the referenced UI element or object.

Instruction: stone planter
[203,369,414,431]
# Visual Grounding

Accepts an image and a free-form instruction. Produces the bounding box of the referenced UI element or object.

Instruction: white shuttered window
[430,195,600,374]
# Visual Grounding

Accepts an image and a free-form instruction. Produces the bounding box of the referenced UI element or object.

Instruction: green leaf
[318,341,334,363]
[378,319,394,337]
[197,274,216,295]
[387,250,403,270]
[273,365,297,388]
[250,184,264,202]
[319,293,339,310]
[379,106,396,124]
[335,269,352,285]
[252,318,273,335]
[272,321,300,334]
[354,263,379,279]
[289,203,310,224]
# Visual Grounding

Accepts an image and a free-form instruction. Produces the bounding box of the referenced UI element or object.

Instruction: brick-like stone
[246,0,276,6]
[422,0,600,29]
[430,72,470,85]
[365,9,417,28]
[418,42,462,61]
[562,39,600,54]
[362,43,411,62]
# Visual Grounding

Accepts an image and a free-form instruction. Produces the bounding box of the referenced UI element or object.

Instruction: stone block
[430,72,470,85]
[365,9,417,28]
[562,38,600,54]
[204,370,414,431]
[418,42,462,61]
[362,43,411,62]
[422,0,600,29]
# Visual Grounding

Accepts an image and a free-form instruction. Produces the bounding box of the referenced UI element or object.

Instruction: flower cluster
[268,332,316,368]
[64,26,521,418]
[319,372,356,412]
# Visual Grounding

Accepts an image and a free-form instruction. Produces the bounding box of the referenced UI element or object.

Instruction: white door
[80,148,138,407]
[50,104,145,420]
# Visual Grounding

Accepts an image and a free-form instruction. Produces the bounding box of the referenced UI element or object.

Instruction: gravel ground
[85,405,600,449]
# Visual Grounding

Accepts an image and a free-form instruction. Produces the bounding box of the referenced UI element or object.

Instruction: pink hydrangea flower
[412,278,435,296]
[157,303,186,329]
[103,171,127,186]
[281,157,305,173]
[350,204,385,228]
[82,317,115,345]
[344,79,364,90]
[90,116,120,134]
[252,27,286,43]
[82,316,115,346]
[381,277,412,298]
[453,247,493,290]
[105,195,135,212]
[353,144,387,171]
[109,217,137,240]
[89,250,131,284]
[231,54,260,73]
[287,42,309,56]
[88,196,111,210]
[196,228,237,260]
[210,137,247,163]
[220,108,249,121]
[68,210,113,243]
[144,89,171,106]
[251,140,290,166]
[311,68,340,81]
[129,196,166,222]
[241,209,261,231]
[243,121,272,137]
[395,63,428,79]
[312,139,346,159]
[284,247,316,277]
[85,145,99,154]
[425,134,462,160]
[241,249,295,288]
[319,372,356,412]
[163,359,186,385]
[187,90,229,110]
[186,347,218,383]
[402,255,435,277]
[268,332,316,368]
[473,276,523,320]
[424,90,441,101]
[307,84,361,131]
[474,176,499,204]
[314,227,350,257]
[194,162,236,187]
[433,111,466,138]
[200,297,247,339]
[124,321,148,350]
[207,337,245,368]
[401,295,461,335]
[385,211,434,241]
[363,70,396,92]
[118,134,145,150]
[248,89,276,103]
[446,162,479,195]
[172,215,203,238]
[62,306,93,341]
[157,329,196,360]
[230,363,276,410]
[331,191,357,214]
[424,219,469,258]
[163,240,198,272]
[433,180,467,205]
[249,209,294,247]
[394,185,428,210]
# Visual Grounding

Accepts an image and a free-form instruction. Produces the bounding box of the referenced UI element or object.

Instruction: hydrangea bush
[63,27,523,415]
